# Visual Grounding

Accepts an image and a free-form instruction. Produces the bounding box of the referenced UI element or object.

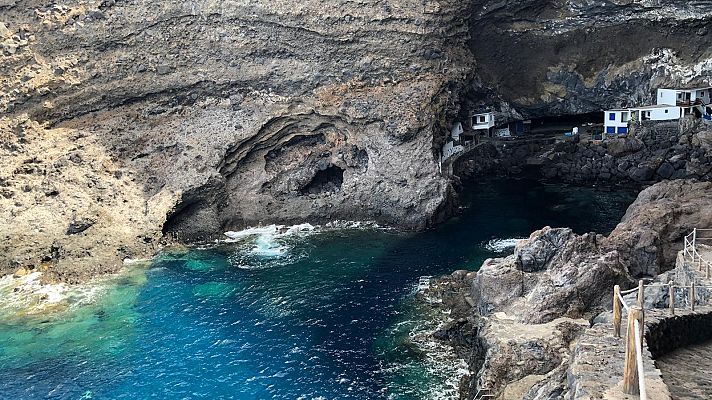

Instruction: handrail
[633,319,647,400]
[617,291,630,312]
[610,228,712,397]
[684,228,712,278]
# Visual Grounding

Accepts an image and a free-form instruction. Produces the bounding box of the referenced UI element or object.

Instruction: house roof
[659,86,712,92]
[629,104,680,110]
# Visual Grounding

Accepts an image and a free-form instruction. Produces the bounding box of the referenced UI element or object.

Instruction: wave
[223,221,386,268]
[484,237,525,253]
[224,224,315,261]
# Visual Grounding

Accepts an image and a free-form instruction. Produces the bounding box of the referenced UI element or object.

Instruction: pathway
[655,243,712,399]
[656,339,712,399]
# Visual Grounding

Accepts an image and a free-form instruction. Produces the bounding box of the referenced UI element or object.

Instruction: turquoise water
[0,179,637,399]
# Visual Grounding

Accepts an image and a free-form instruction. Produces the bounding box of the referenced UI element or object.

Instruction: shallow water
[0,179,638,399]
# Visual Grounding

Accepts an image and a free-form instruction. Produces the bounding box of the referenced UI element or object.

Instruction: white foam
[485,237,525,253]
[224,224,317,258]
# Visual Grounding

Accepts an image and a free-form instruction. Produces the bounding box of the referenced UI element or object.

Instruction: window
[665,109,669,113]
[609,113,616,121]
[617,127,628,134]
[479,116,486,123]
[606,127,616,134]
[622,112,629,122]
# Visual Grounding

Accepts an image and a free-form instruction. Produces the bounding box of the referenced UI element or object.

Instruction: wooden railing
[613,283,648,399]
[611,228,712,398]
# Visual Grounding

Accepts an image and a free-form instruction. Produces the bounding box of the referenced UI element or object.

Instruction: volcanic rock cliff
[1,0,712,281]
[1,0,473,280]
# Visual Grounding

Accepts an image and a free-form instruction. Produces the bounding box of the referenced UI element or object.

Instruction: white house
[450,122,464,141]
[629,105,681,123]
[471,112,495,134]
[657,87,712,116]
[604,109,631,135]
[604,105,681,135]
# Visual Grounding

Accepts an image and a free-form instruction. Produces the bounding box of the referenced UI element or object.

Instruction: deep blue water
[0,179,638,399]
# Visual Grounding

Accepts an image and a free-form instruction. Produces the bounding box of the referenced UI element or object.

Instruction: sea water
[0,179,637,399]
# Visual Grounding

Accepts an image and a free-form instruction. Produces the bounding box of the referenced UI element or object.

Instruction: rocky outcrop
[609,179,712,276]
[435,179,712,398]
[471,180,712,326]
[471,227,631,324]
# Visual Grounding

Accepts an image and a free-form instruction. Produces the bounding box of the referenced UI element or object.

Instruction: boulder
[606,137,643,157]
[514,227,573,272]
[629,164,655,182]
[656,162,675,179]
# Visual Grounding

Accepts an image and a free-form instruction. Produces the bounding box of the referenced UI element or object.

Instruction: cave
[527,112,602,136]
[300,165,344,195]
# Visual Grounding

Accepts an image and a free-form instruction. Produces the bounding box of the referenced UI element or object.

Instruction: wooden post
[690,282,696,312]
[637,280,645,309]
[669,281,675,316]
[693,228,697,248]
[707,263,710,279]
[613,285,622,338]
[623,306,644,395]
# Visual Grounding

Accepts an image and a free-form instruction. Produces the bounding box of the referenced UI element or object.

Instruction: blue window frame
[606,127,616,134]
[617,127,628,134]
[609,113,616,121]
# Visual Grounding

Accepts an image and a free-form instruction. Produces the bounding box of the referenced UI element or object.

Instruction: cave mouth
[528,112,602,135]
[301,165,344,195]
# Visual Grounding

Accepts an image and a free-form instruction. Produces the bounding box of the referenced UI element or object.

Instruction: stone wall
[540,118,712,183]
[646,310,712,359]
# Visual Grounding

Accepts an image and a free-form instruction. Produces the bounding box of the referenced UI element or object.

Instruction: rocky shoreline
[456,118,712,185]
[427,179,712,399]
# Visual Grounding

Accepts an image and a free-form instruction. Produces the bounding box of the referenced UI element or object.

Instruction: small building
[657,87,712,107]
[628,105,681,123]
[604,105,681,135]
[450,122,464,141]
[493,120,531,137]
[471,112,495,137]
[604,109,630,135]
[657,87,712,116]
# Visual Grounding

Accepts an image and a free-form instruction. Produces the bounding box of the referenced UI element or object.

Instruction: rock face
[0,0,474,279]
[2,0,712,280]
[471,180,712,325]
[463,0,712,119]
